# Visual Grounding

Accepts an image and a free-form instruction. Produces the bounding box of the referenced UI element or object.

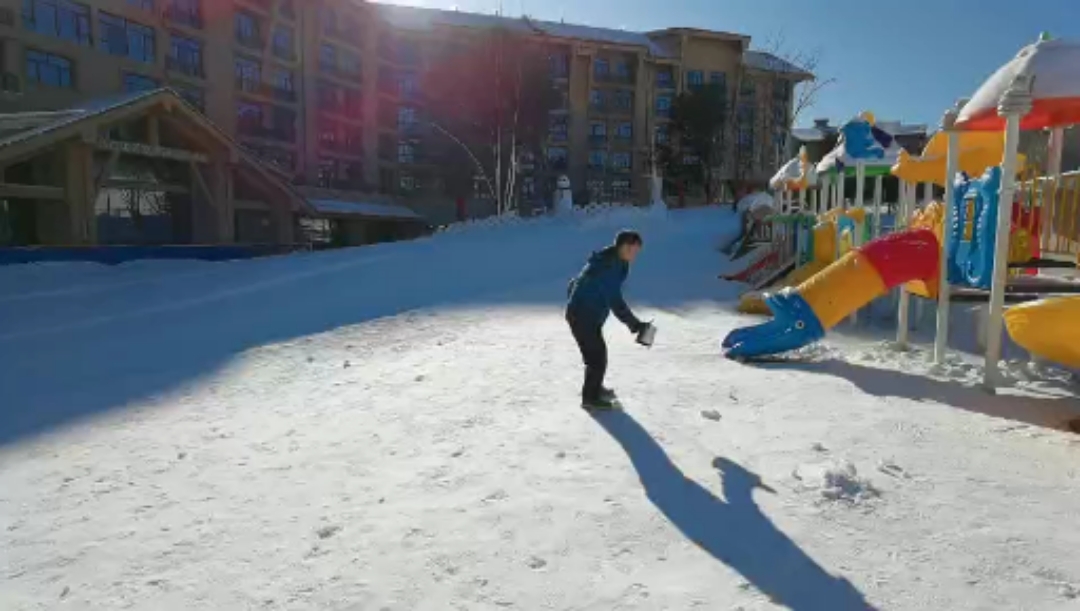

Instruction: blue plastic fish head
[722,291,826,359]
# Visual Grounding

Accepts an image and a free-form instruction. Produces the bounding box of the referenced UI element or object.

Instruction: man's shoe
[582,396,619,411]
[599,387,617,401]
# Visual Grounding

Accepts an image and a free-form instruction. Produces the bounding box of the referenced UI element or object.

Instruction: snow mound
[794,460,880,505]
[437,203,658,235]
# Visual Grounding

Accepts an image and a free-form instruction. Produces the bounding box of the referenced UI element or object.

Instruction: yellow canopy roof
[891,130,1026,186]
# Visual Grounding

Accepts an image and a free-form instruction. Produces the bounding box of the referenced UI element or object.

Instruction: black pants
[567,314,607,401]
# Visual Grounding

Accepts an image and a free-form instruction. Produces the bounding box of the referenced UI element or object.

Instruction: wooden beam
[94,139,209,164]
[100,179,189,194]
[0,182,65,200]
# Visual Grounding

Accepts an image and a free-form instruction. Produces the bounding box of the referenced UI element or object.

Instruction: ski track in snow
[3,207,1080,610]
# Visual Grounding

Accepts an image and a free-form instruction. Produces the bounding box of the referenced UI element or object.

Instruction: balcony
[272,44,296,62]
[238,123,296,144]
[595,72,635,85]
[239,0,272,13]
[236,31,263,50]
[165,4,203,29]
[278,0,295,19]
[166,56,204,78]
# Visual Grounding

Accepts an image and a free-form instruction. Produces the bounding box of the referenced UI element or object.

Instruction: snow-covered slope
[2,206,1080,611]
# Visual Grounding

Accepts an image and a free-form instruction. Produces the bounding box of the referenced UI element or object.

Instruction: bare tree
[419,27,559,216]
[725,33,835,198]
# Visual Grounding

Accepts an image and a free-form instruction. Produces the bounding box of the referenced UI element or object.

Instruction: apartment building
[0,0,808,247]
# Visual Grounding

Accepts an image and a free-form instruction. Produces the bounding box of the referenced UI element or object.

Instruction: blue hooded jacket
[566,245,643,330]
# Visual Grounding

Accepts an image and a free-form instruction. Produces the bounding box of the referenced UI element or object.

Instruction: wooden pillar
[63,141,95,244]
[213,161,235,243]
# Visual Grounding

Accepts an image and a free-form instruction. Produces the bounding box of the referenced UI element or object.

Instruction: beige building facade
[0,0,808,246]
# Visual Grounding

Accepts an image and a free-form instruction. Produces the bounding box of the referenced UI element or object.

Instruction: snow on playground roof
[792,121,928,143]
[957,37,1080,131]
[816,115,906,176]
[769,156,802,189]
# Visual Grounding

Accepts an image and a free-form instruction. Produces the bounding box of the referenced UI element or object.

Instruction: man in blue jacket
[566,230,648,410]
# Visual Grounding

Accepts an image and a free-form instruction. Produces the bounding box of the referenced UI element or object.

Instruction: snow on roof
[307,198,425,222]
[0,88,160,150]
[743,51,810,76]
[372,3,676,57]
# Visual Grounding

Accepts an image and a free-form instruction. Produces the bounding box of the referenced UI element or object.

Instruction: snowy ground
[3,206,1080,611]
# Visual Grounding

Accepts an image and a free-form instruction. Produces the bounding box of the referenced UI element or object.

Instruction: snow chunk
[794,460,880,505]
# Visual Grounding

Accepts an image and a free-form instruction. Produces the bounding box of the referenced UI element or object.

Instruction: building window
[549,116,568,142]
[127,0,154,11]
[25,49,72,88]
[167,33,203,77]
[339,49,360,77]
[655,124,669,144]
[589,121,606,139]
[593,58,609,80]
[236,101,263,132]
[616,122,632,140]
[546,146,568,169]
[123,72,157,92]
[271,25,294,60]
[99,13,155,63]
[710,71,726,88]
[398,71,418,98]
[612,179,631,200]
[614,60,632,81]
[319,5,336,33]
[740,77,756,97]
[611,152,632,172]
[271,107,295,141]
[656,94,672,117]
[165,0,202,29]
[319,43,337,72]
[22,0,92,46]
[588,150,607,169]
[397,141,414,163]
[234,11,260,47]
[319,121,338,148]
[686,70,704,90]
[549,53,568,78]
[278,0,294,19]
[589,89,605,110]
[656,67,674,89]
[271,68,294,100]
[399,173,417,193]
[234,56,260,92]
[613,90,633,112]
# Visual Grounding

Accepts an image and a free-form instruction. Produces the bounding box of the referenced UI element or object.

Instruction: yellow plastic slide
[738,217,840,314]
[1004,297,1080,369]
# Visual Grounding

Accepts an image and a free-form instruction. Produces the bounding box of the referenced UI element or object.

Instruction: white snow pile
[438,202,657,235]
[793,460,881,505]
[3,203,1080,611]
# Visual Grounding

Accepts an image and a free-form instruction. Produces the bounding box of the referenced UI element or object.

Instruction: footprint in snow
[700,410,721,421]
[316,524,342,540]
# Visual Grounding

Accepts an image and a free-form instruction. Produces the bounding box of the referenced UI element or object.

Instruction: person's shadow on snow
[593,411,876,611]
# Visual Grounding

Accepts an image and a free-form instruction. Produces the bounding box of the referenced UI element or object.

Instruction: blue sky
[382,0,1079,128]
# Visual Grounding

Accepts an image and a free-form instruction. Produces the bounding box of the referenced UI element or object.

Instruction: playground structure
[722,35,1080,386]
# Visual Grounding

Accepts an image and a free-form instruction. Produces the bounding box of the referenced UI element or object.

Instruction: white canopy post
[896,182,911,348]
[983,73,1033,391]
[1043,126,1065,253]
[822,174,832,211]
[850,161,867,326]
[933,103,964,365]
[873,175,883,239]
[799,186,806,210]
